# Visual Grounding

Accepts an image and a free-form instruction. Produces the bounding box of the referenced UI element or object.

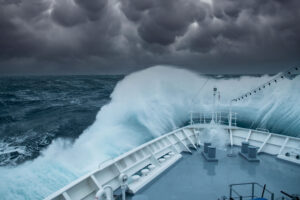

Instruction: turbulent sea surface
[0,75,123,166]
[0,66,299,200]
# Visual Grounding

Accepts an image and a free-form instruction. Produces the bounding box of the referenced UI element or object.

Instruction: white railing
[45,127,198,200]
[255,128,269,132]
[191,123,300,164]
[227,126,300,160]
[45,123,300,200]
[190,111,237,126]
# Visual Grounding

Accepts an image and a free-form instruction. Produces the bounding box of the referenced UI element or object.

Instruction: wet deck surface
[129,147,300,200]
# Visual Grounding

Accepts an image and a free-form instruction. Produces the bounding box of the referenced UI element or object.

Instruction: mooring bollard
[241,141,249,154]
[204,142,212,154]
[208,146,216,159]
[248,146,258,159]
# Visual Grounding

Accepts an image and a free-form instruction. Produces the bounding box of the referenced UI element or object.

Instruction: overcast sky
[0,0,299,75]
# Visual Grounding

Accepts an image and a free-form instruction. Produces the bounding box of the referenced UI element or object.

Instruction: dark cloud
[0,1,42,58]
[74,0,107,21]
[177,0,300,55]
[51,0,87,27]
[0,0,21,5]
[122,0,207,45]
[0,0,299,75]
[75,0,107,12]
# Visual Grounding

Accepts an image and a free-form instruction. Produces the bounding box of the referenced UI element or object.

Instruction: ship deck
[129,147,300,200]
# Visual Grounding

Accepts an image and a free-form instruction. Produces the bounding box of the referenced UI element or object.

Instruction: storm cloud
[0,0,299,74]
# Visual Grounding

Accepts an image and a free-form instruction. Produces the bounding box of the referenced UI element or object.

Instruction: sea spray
[199,123,230,150]
[0,65,299,199]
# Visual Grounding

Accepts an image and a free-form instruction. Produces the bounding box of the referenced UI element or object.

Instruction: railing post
[229,112,232,127]
[251,183,254,199]
[199,113,201,124]
[271,193,274,200]
[229,185,232,198]
[239,196,243,200]
[235,113,237,126]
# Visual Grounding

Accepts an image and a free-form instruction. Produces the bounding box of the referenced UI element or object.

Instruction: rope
[231,67,299,102]
[230,67,299,129]
[190,77,210,110]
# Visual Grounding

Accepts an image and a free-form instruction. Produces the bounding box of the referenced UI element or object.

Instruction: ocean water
[0,66,299,199]
[0,75,123,166]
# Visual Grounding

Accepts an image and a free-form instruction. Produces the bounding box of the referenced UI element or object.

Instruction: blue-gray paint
[129,147,300,200]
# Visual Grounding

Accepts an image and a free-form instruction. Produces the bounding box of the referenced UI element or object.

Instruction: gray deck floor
[130,148,300,200]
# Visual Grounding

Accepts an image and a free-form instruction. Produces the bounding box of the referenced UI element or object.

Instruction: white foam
[0,65,299,199]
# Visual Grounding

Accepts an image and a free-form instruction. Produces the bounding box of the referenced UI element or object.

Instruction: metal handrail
[229,182,274,200]
[255,128,270,133]
[190,111,238,126]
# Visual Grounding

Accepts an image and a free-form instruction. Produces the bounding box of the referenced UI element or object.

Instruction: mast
[212,87,217,123]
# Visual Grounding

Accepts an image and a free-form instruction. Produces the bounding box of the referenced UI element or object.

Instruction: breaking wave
[0,65,299,199]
